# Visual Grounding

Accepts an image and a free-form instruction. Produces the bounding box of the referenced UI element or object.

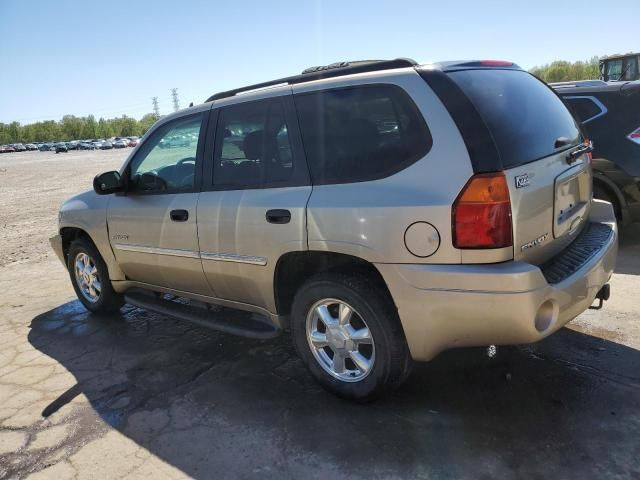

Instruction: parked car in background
[55,143,68,153]
[159,135,190,148]
[0,145,11,153]
[552,79,640,225]
[12,143,27,152]
[78,142,96,150]
[52,58,617,400]
[127,137,140,147]
[113,139,128,148]
[66,142,78,150]
[100,141,113,150]
[25,143,38,151]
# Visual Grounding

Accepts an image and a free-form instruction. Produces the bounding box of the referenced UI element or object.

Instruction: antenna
[170,88,180,112]
[152,97,160,117]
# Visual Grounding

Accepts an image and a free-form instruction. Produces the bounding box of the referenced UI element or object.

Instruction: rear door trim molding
[200,252,267,266]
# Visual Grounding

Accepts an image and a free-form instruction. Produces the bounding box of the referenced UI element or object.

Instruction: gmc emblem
[515,173,530,189]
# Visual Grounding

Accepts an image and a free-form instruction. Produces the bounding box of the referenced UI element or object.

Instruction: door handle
[266,209,291,224]
[170,209,189,222]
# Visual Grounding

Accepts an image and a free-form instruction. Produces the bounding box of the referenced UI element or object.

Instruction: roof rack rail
[205,58,417,102]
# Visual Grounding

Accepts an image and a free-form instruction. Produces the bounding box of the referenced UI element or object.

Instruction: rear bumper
[376,200,618,361]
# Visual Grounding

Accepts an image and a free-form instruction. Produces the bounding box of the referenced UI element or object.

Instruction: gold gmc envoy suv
[51,59,617,400]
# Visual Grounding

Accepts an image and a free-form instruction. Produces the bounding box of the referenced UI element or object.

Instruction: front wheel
[67,238,123,313]
[291,273,411,401]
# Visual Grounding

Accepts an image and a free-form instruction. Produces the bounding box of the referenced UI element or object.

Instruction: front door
[197,94,311,312]
[107,111,212,295]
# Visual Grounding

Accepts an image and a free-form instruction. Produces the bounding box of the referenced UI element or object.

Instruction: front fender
[58,191,126,281]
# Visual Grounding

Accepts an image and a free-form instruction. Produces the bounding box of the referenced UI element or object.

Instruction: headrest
[242,130,263,160]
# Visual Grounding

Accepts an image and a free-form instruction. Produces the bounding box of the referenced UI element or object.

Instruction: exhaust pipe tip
[589,283,611,310]
[598,283,611,301]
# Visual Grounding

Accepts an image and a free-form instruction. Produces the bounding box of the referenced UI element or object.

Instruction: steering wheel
[176,158,196,188]
[138,171,168,191]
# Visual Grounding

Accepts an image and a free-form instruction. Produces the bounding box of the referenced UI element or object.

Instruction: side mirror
[93,171,123,195]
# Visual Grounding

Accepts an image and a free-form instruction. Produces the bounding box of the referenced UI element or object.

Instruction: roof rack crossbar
[205,58,417,102]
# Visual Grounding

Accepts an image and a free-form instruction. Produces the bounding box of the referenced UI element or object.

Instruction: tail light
[627,127,640,145]
[453,172,512,249]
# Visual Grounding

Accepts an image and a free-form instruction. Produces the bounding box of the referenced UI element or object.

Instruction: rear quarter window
[563,96,605,124]
[294,84,432,185]
[449,69,582,168]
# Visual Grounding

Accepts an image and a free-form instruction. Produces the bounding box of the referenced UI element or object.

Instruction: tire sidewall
[291,276,397,401]
[67,239,120,313]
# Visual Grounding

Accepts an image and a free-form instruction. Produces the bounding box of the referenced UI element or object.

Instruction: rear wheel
[67,238,123,313]
[291,273,411,401]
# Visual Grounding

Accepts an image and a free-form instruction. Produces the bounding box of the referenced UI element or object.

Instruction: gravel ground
[0,150,639,479]
[0,149,126,267]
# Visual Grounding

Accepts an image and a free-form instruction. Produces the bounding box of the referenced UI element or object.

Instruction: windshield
[448,69,582,168]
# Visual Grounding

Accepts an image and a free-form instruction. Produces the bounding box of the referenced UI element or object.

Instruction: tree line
[0,113,160,144]
[529,56,601,83]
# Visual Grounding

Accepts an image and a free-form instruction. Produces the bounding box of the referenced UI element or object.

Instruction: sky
[0,0,638,124]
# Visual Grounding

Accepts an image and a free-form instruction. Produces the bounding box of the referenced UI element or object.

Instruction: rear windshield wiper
[565,142,593,164]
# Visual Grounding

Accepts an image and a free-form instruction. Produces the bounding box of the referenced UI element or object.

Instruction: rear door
[197,93,311,312]
[447,68,591,264]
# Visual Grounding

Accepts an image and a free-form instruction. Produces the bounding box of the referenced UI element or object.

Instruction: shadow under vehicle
[18,299,640,479]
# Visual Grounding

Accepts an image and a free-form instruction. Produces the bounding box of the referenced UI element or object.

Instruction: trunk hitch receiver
[589,284,611,310]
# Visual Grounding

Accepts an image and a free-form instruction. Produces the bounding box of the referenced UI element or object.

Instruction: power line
[170,88,180,112]
[152,96,160,117]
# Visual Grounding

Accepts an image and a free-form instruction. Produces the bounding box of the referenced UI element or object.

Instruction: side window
[565,97,604,124]
[213,98,299,188]
[294,85,432,185]
[129,114,203,193]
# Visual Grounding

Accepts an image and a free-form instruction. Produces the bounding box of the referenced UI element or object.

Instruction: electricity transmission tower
[152,97,160,117]
[170,88,180,112]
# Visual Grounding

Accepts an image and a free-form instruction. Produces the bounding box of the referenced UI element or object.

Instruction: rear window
[295,85,432,184]
[448,69,581,168]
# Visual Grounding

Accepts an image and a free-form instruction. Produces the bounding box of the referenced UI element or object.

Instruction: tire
[291,272,412,401]
[67,237,124,313]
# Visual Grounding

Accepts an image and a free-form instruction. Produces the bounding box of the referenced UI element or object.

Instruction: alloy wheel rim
[74,252,101,303]
[305,298,375,382]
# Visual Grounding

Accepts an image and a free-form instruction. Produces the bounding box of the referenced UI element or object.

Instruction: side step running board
[124,289,280,340]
